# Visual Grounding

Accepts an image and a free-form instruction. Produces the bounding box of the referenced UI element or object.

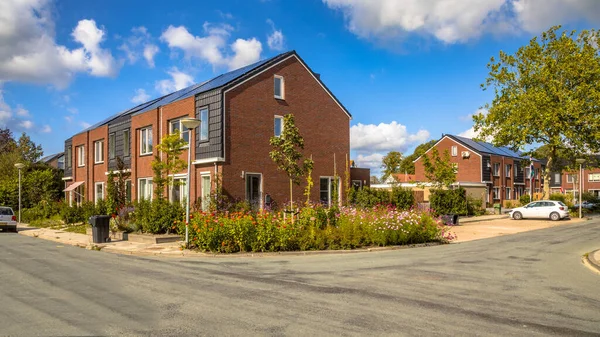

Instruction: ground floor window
[351,180,363,189]
[245,173,262,210]
[71,184,84,207]
[170,177,187,205]
[138,178,153,201]
[201,174,211,211]
[505,187,511,200]
[95,182,104,204]
[320,176,340,206]
[492,187,500,200]
[590,190,600,198]
[125,180,132,203]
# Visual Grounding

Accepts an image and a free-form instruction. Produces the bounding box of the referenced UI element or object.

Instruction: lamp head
[180,118,201,129]
[576,158,586,164]
[14,163,25,169]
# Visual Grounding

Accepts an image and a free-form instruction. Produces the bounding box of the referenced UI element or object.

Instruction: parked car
[573,201,597,209]
[509,200,569,221]
[0,206,17,232]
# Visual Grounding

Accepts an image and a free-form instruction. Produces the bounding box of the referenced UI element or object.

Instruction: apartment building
[62,51,351,209]
[549,168,600,198]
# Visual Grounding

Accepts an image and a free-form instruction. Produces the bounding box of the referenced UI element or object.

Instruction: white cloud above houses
[266,19,285,51]
[0,89,48,133]
[160,23,263,70]
[323,0,600,44]
[120,26,160,68]
[155,68,194,95]
[131,88,151,104]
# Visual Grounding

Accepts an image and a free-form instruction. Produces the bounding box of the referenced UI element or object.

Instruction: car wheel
[513,211,523,220]
[550,212,560,221]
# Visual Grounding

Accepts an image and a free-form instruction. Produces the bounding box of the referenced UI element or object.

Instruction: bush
[61,205,84,225]
[131,199,184,234]
[390,187,415,210]
[21,201,64,223]
[429,188,467,216]
[349,186,415,210]
[466,196,485,216]
[519,194,531,206]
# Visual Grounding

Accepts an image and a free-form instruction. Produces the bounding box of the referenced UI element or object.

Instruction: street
[1,220,599,336]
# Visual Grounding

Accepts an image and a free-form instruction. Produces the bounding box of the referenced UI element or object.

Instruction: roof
[39,152,64,163]
[450,135,543,162]
[72,50,349,137]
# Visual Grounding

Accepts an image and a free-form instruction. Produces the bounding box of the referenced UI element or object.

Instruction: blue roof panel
[450,134,538,161]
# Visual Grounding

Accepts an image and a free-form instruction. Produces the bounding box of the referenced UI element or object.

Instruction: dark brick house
[62,51,351,209]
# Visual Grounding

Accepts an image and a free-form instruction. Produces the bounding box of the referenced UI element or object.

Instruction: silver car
[509,200,570,221]
[0,206,18,232]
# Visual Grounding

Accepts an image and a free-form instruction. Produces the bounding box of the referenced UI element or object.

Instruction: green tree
[421,147,456,189]
[269,114,314,209]
[474,26,600,197]
[381,151,402,181]
[16,132,43,163]
[106,157,131,213]
[151,131,188,200]
[399,140,437,174]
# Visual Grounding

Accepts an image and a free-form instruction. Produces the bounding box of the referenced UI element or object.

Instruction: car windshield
[558,201,566,206]
[0,207,13,215]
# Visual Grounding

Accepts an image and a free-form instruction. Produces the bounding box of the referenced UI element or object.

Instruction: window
[493,163,500,176]
[95,182,104,204]
[554,173,560,184]
[451,146,457,156]
[274,75,284,99]
[170,177,187,204]
[169,119,190,144]
[109,133,116,160]
[505,164,511,178]
[567,174,576,184]
[514,164,518,177]
[505,187,511,200]
[589,173,600,182]
[320,177,340,206]
[123,129,130,157]
[77,146,85,167]
[274,115,283,137]
[94,140,104,164]
[199,108,209,141]
[493,187,500,200]
[201,174,211,211]
[66,146,72,169]
[140,127,153,155]
[525,167,531,179]
[125,180,132,203]
[138,178,153,200]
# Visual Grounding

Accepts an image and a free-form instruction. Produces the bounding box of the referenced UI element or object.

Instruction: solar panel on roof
[450,134,536,160]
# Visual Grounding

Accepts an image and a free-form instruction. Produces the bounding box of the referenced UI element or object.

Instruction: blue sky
[1,0,599,175]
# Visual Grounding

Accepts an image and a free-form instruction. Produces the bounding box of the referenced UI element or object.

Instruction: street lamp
[180,117,201,248]
[14,163,25,224]
[576,158,586,219]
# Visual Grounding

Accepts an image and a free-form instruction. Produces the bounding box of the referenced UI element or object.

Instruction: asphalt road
[1,220,599,336]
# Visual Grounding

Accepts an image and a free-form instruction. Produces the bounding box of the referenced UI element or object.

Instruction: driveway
[1,218,599,336]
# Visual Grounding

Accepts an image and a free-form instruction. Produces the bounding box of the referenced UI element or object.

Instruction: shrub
[21,200,64,223]
[349,186,415,210]
[60,205,84,225]
[131,199,184,234]
[549,193,567,204]
[390,187,415,210]
[519,194,531,206]
[429,188,467,216]
[466,196,485,216]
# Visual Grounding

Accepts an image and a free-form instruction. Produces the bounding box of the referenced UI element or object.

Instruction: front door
[245,173,262,210]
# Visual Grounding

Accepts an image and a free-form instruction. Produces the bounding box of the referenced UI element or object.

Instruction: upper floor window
[274,115,283,137]
[514,164,518,177]
[77,145,85,167]
[567,174,576,183]
[589,173,600,182]
[108,133,116,160]
[505,164,511,178]
[554,173,560,183]
[66,146,72,169]
[274,75,285,99]
[493,163,500,176]
[199,108,209,141]
[140,127,153,155]
[451,146,457,156]
[123,129,130,157]
[94,140,104,164]
[169,119,190,145]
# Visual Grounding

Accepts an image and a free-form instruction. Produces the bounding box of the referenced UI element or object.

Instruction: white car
[0,206,18,232]
[509,200,569,221]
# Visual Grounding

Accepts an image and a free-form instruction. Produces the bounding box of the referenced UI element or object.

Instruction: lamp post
[14,163,25,224]
[180,117,201,248]
[576,158,586,219]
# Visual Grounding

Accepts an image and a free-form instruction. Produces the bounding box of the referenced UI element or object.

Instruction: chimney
[314,73,321,80]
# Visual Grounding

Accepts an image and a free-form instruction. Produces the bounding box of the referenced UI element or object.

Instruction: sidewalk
[586,249,600,273]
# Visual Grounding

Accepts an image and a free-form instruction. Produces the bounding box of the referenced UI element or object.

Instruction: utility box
[493,203,502,215]
[89,215,111,243]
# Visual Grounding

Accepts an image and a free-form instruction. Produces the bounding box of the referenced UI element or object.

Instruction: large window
[123,129,130,157]
[94,140,104,164]
[169,119,190,144]
[320,177,340,206]
[493,187,500,200]
[66,146,72,169]
[589,173,600,182]
[138,178,153,200]
[77,145,85,167]
[505,164,511,178]
[140,127,153,155]
[201,174,211,211]
[95,182,104,204]
[170,177,187,204]
[505,187,511,200]
[451,146,457,156]
[274,115,283,137]
[274,75,284,99]
[199,108,209,141]
[109,133,116,160]
[493,163,500,176]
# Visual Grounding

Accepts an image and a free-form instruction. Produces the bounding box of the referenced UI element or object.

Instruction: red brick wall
[414,137,482,183]
[88,125,108,200]
[131,109,159,200]
[222,56,350,206]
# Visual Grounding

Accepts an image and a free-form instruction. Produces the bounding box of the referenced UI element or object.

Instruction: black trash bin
[89,215,111,243]
[441,214,459,225]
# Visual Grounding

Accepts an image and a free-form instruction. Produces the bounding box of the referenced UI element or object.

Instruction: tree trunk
[289,178,294,224]
[543,148,556,199]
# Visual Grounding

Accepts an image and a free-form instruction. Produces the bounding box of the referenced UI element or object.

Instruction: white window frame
[451,146,457,157]
[169,176,188,205]
[320,176,341,207]
[567,174,576,184]
[77,145,85,167]
[169,119,190,146]
[123,129,130,157]
[138,178,153,201]
[505,187,511,200]
[589,173,600,182]
[554,173,560,184]
[94,140,104,164]
[274,115,284,137]
[493,187,500,200]
[201,173,211,211]
[140,127,153,155]
[274,75,285,100]
[199,108,209,141]
[493,163,500,177]
[95,182,104,204]
[505,164,511,178]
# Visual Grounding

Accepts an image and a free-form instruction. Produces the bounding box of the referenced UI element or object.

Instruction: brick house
[550,168,600,198]
[414,134,544,206]
[62,51,351,209]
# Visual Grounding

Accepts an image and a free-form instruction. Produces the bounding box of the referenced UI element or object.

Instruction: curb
[585,249,600,273]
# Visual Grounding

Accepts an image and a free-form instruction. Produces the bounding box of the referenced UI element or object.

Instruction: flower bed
[179,205,456,253]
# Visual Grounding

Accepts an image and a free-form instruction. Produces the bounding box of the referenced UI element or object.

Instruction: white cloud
[354,153,385,171]
[323,0,600,44]
[19,120,33,130]
[266,19,285,51]
[143,44,159,68]
[80,121,91,129]
[0,88,41,132]
[41,124,51,133]
[64,115,73,123]
[458,108,489,139]
[120,26,159,68]
[0,1,120,87]
[67,107,78,114]
[155,68,194,95]
[160,23,263,70]
[131,88,150,104]
[15,106,29,117]
[458,126,479,139]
